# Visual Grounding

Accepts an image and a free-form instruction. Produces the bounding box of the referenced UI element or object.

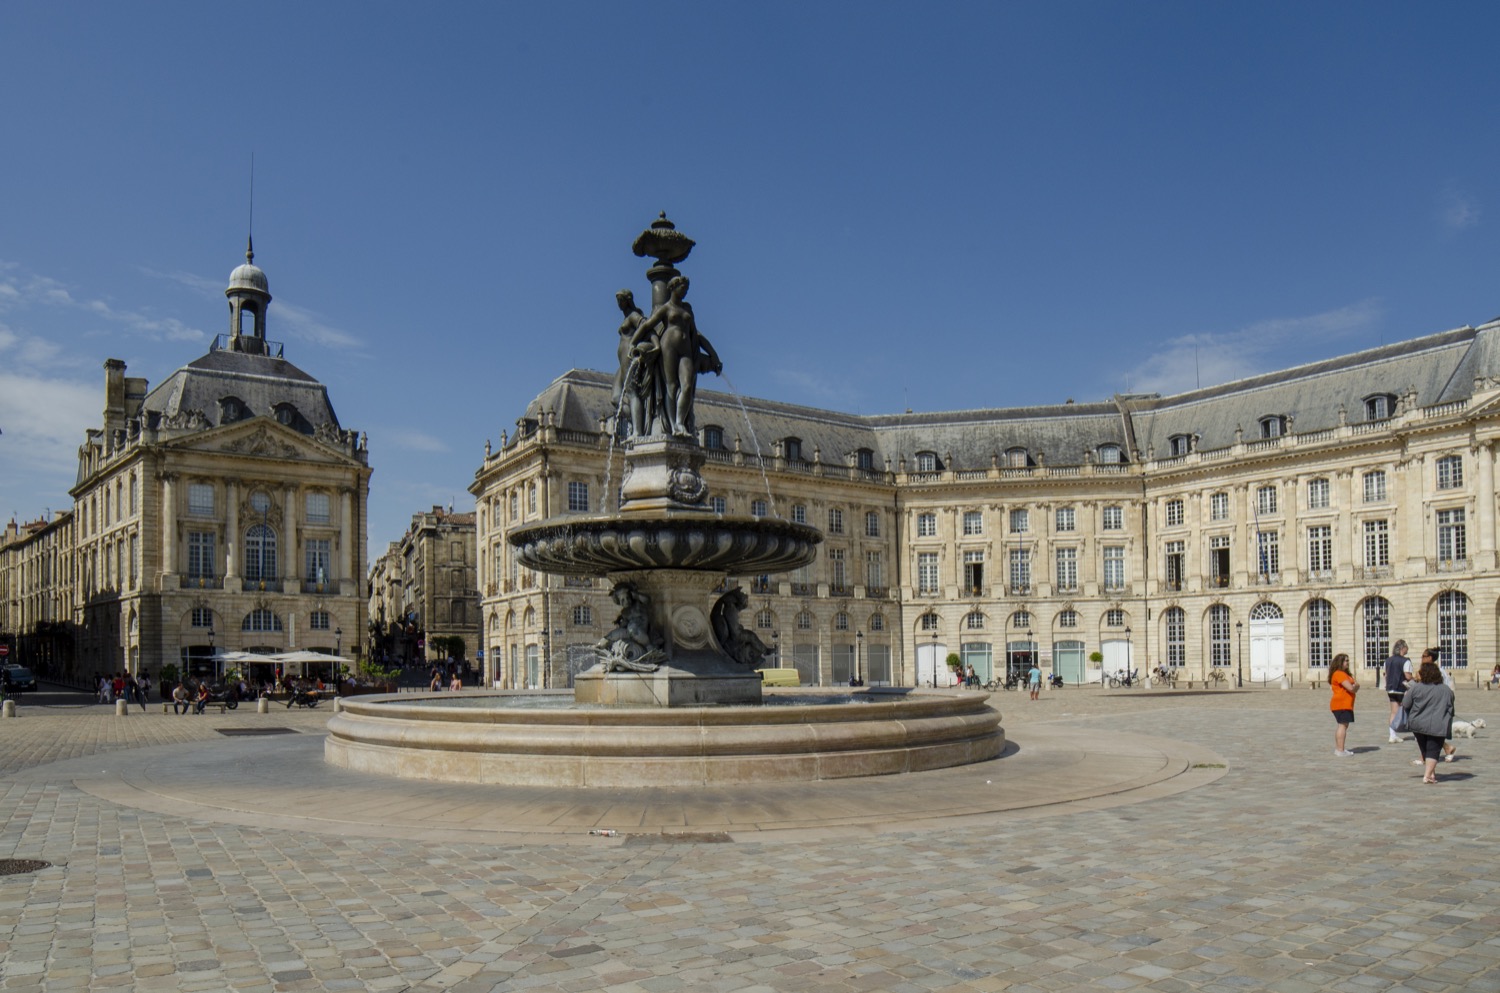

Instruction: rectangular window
[1437,508,1467,561]
[962,511,983,535]
[188,483,214,516]
[1009,509,1029,533]
[1363,471,1386,503]
[191,607,213,627]
[1210,492,1229,521]
[827,509,844,535]
[1165,540,1184,591]
[1210,534,1230,588]
[828,548,847,589]
[1307,478,1330,510]
[1363,599,1389,668]
[1165,610,1185,667]
[917,552,939,595]
[1165,500,1184,527]
[305,491,331,524]
[710,496,726,515]
[1103,546,1125,591]
[751,499,767,518]
[963,550,984,595]
[1055,547,1077,592]
[310,611,331,630]
[1437,455,1463,490]
[1364,519,1389,568]
[1055,507,1075,532]
[1105,608,1125,627]
[1308,525,1333,575]
[567,481,589,513]
[792,504,806,524]
[187,531,215,578]
[865,550,884,590]
[864,511,880,537]
[1256,531,1280,577]
[917,512,937,537]
[1256,486,1278,515]
[1102,506,1123,530]
[1008,548,1030,593]
[306,539,332,585]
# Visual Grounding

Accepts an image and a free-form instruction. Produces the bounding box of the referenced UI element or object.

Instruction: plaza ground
[1,683,1497,992]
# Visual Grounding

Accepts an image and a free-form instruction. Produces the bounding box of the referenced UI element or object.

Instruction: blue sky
[2,2,1499,549]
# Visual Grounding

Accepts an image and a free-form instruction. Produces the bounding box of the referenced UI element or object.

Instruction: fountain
[325,216,1004,786]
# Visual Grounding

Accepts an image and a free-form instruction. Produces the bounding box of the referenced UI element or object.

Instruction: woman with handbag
[1402,652,1456,783]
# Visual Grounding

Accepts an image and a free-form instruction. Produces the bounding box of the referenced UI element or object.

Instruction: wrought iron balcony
[181,575,222,589]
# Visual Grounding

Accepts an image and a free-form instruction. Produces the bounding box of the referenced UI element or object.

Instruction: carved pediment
[224,425,300,459]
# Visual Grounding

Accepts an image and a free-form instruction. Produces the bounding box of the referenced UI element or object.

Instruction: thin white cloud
[0,261,207,344]
[388,429,450,453]
[768,367,864,409]
[1439,187,1480,230]
[1126,300,1384,397]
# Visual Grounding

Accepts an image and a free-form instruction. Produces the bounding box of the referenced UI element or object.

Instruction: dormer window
[1097,443,1124,464]
[218,396,249,424]
[1168,434,1193,457]
[1259,415,1286,439]
[702,425,724,450]
[1005,447,1029,467]
[854,448,875,471]
[783,437,803,462]
[274,402,300,428]
[915,451,939,472]
[1364,394,1396,421]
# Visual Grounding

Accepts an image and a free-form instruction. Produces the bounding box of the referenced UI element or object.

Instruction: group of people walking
[1328,638,1460,782]
[97,670,152,710]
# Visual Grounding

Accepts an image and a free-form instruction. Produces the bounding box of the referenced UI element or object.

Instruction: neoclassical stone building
[472,317,1500,690]
[367,505,480,668]
[0,242,371,681]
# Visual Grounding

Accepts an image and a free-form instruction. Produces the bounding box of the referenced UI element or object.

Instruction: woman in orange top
[1329,653,1359,756]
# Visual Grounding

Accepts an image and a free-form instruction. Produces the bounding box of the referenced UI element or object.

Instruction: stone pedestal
[574,668,763,707]
[619,437,710,513]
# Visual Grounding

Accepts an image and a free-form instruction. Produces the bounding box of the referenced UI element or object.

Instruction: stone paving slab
[2,685,1498,992]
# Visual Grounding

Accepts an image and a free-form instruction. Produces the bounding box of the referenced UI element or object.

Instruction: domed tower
[226,236,272,355]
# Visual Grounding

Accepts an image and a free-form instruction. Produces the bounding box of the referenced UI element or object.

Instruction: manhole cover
[0,859,51,876]
[216,728,300,736]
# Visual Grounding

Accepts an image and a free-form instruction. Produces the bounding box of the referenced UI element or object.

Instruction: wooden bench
[160,700,228,714]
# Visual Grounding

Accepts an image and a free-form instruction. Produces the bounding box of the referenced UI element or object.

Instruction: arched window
[1164,606,1185,666]
[796,610,813,630]
[218,396,250,424]
[242,609,282,632]
[755,608,774,629]
[915,451,939,473]
[965,611,985,630]
[1363,393,1396,421]
[919,612,939,631]
[1361,597,1389,668]
[244,524,277,583]
[1057,609,1078,628]
[572,604,592,626]
[1306,599,1332,667]
[1097,443,1123,464]
[1259,415,1286,439]
[1209,604,1232,667]
[1006,447,1028,467]
[1437,590,1468,667]
[1011,610,1031,629]
[834,612,849,631]
[274,403,300,429]
[868,613,885,632]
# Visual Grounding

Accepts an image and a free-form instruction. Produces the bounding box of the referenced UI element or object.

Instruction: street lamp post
[207,625,216,683]
[1124,627,1132,686]
[931,629,939,687]
[335,627,343,681]
[855,630,863,686]
[1236,621,1244,688]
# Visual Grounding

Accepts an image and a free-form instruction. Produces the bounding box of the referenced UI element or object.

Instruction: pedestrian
[1383,639,1413,743]
[449,671,462,692]
[1329,653,1358,756]
[172,681,191,715]
[964,663,977,689]
[1402,652,1456,783]
[139,669,152,702]
[1028,660,1042,701]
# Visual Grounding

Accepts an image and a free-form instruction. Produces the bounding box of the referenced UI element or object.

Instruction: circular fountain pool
[324,689,1004,787]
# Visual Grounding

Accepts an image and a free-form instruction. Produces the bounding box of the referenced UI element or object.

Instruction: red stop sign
[0,645,9,657]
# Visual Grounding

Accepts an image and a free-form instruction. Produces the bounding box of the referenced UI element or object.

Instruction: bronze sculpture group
[611,276,722,440]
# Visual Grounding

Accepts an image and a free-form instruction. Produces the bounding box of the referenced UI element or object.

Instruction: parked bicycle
[1106,667,1139,688]
[1150,665,1178,687]
[1207,668,1230,686]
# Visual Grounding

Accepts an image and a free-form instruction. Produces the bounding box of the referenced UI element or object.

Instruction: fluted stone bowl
[509,514,822,577]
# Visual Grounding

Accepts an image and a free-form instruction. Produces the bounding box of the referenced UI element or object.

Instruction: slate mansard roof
[513,318,1500,469]
[141,345,342,435]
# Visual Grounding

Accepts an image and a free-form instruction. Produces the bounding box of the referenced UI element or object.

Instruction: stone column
[1334,469,1354,579]
[1281,476,1299,584]
[225,481,239,583]
[1475,442,1495,569]
[1402,456,1425,575]
[161,474,177,588]
[283,486,299,587]
[341,488,354,594]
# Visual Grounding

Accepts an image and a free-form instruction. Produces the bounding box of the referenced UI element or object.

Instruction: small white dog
[1452,718,1486,738]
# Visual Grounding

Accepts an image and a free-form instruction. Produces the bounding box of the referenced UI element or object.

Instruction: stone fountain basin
[508,514,822,576]
[324,689,1004,787]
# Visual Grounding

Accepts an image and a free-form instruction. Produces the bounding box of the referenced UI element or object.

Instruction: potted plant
[159,663,180,700]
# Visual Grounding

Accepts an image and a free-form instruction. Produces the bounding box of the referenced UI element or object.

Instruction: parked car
[3,666,38,693]
[756,667,801,687]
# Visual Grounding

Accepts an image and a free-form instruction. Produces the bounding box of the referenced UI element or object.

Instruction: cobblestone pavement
[1,684,1498,992]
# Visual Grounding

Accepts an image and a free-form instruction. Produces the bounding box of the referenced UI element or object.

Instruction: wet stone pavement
[0,684,1497,992]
